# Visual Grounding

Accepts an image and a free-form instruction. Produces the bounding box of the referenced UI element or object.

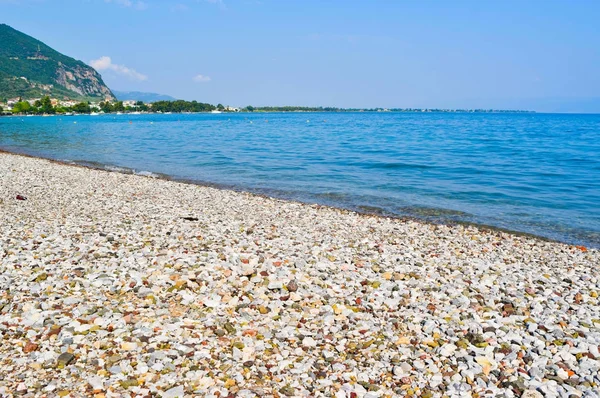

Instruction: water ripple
[1,112,599,247]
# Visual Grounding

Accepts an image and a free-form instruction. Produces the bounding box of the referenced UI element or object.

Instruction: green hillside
[0,24,114,101]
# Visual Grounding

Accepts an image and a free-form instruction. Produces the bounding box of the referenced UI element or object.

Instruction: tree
[71,102,91,114]
[113,101,125,112]
[217,103,225,111]
[34,99,42,108]
[12,101,31,114]
[246,105,255,112]
[100,101,113,113]
[40,96,55,114]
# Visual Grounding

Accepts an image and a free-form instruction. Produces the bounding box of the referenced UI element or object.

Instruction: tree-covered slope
[0,24,115,100]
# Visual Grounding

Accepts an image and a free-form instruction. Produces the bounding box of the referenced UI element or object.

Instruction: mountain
[113,90,176,103]
[0,24,114,101]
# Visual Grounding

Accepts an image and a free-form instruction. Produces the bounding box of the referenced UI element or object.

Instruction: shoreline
[1,150,600,396]
[0,110,538,117]
[0,148,572,250]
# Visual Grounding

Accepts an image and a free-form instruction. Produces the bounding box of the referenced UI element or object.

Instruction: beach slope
[1,153,599,397]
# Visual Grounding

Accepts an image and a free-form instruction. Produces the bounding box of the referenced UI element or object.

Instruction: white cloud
[90,56,148,81]
[105,0,147,10]
[170,3,189,11]
[193,74,211,83]
[202,0,226,9]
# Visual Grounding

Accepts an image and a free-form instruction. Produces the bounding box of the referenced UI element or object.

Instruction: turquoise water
[1,112,599,247]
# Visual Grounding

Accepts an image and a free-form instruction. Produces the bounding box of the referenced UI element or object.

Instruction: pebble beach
[1,152,599,398]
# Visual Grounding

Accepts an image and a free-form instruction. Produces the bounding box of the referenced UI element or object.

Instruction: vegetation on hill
[0,24,114,100]
[4,97,216,115]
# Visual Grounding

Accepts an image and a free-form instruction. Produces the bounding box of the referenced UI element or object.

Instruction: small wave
[104,165,135,174]
[134,170,160,178]
[70,160,136,175]
[398,206,472,218]
[355,205,390,216]
[75,160,162,178]
[317,192,349,200]
[356,161,434,170]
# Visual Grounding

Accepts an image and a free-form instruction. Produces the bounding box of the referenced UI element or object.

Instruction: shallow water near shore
[1,112,599,247]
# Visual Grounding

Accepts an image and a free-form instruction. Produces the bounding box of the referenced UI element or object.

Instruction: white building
[59,100,79,108]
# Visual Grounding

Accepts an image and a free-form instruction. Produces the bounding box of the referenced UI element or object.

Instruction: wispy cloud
[90,56,148,81]
[202,0,226,10]
[104,0,147,10]
[170,3,189,11]
[193,74,211,83]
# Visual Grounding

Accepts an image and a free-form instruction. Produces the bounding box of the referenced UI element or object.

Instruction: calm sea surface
[1,112,599,247]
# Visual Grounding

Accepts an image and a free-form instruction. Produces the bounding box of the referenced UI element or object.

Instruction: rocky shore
[1,152,599,398]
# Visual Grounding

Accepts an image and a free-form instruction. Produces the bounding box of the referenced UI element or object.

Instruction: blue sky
[2,0,600,111]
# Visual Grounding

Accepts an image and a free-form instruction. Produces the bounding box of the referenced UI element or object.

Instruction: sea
[1,112,599,248]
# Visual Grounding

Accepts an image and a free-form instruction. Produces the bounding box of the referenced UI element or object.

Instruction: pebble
[56,353,75,368]
[287,279,298,292]
[163,385,184,397]
[521,390,544,398]
[0,152,599,396]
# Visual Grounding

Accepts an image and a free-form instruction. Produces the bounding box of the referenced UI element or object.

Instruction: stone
[521,391,543,398]
[163,386,185,397]
[119,379,139,389]
[287,280,298,292]
[56,352,75,368]
[1,153,600,398]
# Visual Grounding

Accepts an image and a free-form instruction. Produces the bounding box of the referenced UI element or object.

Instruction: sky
[2,0,600,111]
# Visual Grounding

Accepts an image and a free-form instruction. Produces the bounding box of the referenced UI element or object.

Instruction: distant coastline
[238,106,535,113]
[0,96,535,116]
[0,109,536,117]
